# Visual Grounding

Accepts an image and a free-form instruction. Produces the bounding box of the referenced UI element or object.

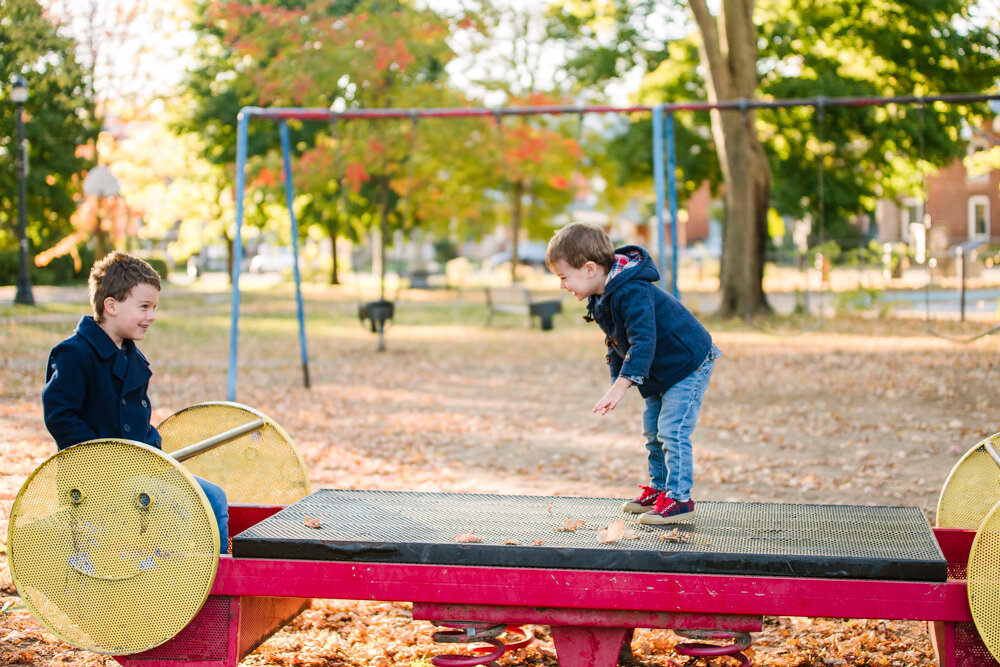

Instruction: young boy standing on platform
[546,223,720,524]
[42,251,230,551]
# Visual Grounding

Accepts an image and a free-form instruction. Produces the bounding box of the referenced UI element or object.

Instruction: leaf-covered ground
[1,282,998,666]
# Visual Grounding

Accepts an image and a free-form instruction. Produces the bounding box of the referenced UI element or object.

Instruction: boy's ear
[103,296,118,317]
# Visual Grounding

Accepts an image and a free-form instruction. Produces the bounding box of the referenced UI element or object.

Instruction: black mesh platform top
[231,489,947,581]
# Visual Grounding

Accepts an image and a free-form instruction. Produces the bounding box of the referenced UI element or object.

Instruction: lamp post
[11,75,34,305]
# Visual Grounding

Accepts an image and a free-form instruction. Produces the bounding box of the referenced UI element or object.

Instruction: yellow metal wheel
[967,498,1000,662]
[158,401,310,505]
[936,432,1000,529]
[7,440,219,654]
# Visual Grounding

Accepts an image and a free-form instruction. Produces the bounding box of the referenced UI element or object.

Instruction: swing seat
[359,299,394,333]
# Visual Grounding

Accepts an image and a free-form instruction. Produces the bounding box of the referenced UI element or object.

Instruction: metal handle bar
[170,419,265,462]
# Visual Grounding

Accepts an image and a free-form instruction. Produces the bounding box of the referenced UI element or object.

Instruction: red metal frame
[209,556,969,621]
[112,506,995,667]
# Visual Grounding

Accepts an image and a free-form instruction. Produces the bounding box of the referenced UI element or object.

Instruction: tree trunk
[690,0,772,318]
[509,180,524,284]
[330,233,340,285]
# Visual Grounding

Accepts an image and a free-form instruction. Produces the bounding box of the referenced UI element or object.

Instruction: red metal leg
[930,620,1000,667]
[114,595,309,667]
[549,626,631,667]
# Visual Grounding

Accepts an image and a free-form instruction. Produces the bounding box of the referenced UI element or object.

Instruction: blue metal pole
[279,121,311,389]
[227,110,250,401]
[651,105,668,291]
[665,111,680,298]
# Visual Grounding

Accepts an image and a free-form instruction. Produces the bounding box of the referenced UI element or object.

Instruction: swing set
[225,91,1000,401]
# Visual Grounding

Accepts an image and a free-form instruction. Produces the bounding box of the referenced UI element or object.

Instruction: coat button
[141,400,148,408]
[123,424,132,433]
[122,399,126,405]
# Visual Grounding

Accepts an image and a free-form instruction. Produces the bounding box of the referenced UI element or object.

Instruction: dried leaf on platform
[596,519,640,543]
[455,530,483,543]
[303,515,322,529]
[660,527,688,543]
[555,517,585,532]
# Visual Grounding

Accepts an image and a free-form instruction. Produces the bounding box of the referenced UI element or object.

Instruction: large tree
[549,0,1000,318]
[0,0,98,258]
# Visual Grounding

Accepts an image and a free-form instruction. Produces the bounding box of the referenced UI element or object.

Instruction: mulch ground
[2,284,998,666]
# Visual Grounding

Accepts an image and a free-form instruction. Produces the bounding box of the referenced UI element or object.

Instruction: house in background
[876,114,1000,250]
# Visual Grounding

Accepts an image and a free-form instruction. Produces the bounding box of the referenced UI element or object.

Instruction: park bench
[484,286,563,330]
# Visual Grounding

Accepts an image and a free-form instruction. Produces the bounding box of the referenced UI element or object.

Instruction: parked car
[249,247,296,274]
[186,245,228,277]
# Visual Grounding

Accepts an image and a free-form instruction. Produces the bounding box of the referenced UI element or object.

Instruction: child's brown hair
[545,222,615,271]
[88,252,161,322]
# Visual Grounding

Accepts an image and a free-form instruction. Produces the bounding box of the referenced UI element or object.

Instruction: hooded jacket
[42,315,161,450]
[586,245,713,398]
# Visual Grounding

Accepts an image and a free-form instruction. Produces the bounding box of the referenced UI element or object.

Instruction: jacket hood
[604,245,661,295]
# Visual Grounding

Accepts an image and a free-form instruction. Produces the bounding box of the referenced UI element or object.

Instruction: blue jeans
[641,345,720,501]
[194,476,229,553]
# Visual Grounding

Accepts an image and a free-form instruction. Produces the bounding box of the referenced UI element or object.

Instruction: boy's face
[550,259,605,301]
[101,283,159,346]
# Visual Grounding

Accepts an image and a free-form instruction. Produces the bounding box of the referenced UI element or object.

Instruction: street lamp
[11,75,34,305]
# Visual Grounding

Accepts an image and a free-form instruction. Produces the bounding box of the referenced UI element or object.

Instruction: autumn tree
[182,0,479,285]
[0,0,98,262]
[27,0,211,268]
[455,3,593,281]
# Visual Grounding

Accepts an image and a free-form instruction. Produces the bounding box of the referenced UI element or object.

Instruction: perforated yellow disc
[7,440,219,655]
[936,432,1000,528]
[967,498,1000,662]
[158,402,310,504]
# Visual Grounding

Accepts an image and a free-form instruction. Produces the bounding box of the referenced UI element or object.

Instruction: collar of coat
[73,315,150,389]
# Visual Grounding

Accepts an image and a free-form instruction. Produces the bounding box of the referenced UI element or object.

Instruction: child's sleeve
[617,287,656,381]
[42,347,99,449]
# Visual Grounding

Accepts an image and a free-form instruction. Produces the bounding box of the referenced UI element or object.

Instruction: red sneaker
[622,485,661,513]
[638,495,696,525]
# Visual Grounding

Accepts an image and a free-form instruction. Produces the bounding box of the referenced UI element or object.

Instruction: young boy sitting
[42,251,230,551]
[546,222,720,524]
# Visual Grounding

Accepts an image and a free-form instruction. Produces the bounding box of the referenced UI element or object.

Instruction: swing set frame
[226,92,1000,401]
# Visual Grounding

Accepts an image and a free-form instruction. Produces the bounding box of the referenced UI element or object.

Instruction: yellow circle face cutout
[969,499,1000,664]
[937,432,1000,529]
[7,440,219,655]
[158,401,310,504]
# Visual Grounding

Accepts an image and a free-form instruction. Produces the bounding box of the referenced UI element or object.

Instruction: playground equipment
[7,415,1000,666]
[6,402,310,655]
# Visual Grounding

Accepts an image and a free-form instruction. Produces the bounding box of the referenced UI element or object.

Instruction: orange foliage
[344,161,370,192]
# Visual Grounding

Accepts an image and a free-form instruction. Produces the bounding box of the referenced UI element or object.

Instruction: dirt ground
[1,282,999,666]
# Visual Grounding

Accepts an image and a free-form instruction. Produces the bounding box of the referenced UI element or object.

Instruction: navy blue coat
[42,316,161,450]
[586,245,714,398]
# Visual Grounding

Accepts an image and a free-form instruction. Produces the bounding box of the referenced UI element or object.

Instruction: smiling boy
[42,251,230,551]
[546,222,720,525]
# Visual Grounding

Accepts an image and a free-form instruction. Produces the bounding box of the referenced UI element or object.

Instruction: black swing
[333,113,418,351]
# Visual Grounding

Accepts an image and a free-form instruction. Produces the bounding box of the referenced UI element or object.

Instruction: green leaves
[0,0,97,253]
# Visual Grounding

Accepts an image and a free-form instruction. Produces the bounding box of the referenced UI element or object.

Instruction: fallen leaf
[659,527,688,543]
[555,517,586,532]
[456,530,483,543]
[303,515,322,529]
[596,519,640,543]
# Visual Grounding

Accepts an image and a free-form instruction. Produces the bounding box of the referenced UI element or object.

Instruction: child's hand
[593,377,632,416]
